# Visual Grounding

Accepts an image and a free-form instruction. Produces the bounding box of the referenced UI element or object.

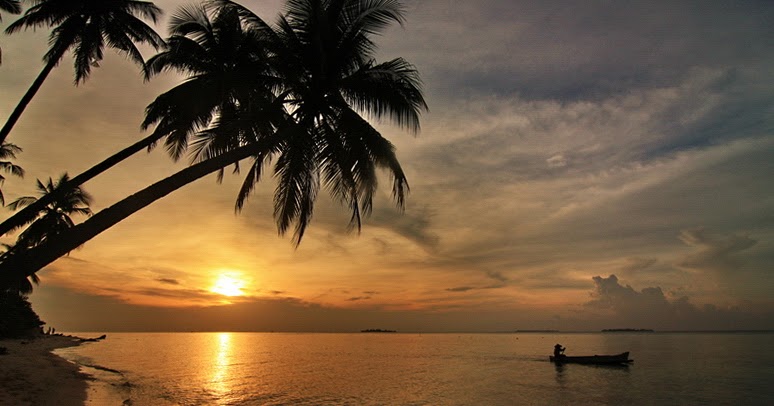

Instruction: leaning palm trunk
[0,48,64,145]
[0,139,268,288]
[0,132,162,237]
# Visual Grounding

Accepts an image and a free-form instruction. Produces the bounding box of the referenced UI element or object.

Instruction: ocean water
[56,332,774,405]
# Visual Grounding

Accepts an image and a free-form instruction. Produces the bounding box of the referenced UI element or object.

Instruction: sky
[0,0,772,332]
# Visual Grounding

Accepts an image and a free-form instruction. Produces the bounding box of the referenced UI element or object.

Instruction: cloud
[446,287,475,293]
[345,296,371,302]
[98,286,229,306]
[546,154,567,168]
[368,205,441,251]
[586,275,672,313]
[583,275,767,330]
[678,228,758,273]
[156,278,180,285]
[395,0,774,101]
[622,258,659,273]
[486,270,508,283]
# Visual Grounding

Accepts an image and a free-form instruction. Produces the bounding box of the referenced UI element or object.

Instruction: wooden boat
[549,351,632,365]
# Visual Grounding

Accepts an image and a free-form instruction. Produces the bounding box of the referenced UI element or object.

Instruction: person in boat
[553,344,566,358]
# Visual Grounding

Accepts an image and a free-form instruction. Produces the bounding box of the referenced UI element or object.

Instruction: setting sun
[211,274,245,297]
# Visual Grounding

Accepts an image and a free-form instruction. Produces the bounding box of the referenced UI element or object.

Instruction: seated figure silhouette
[553,344,566,358]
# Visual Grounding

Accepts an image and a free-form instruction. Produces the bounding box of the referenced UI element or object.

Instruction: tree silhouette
[0,174,92,293]
[0,142,24,206]
[0,0,165,144]
[0,1,277,239]
[0,0,164,237]
[7,174,93,248]
[0,0,426,289]
[0,0,22,65]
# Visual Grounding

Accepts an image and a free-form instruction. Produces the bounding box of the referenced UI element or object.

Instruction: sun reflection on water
[209,332,233,402]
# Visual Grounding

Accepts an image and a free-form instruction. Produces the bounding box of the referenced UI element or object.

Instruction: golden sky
[1,0,773,332]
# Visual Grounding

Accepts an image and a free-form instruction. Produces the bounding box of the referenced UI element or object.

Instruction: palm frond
[315,118,367,231]
[273,126,319,244]
[340,57,427,132]
[0,0,21,17]
[143,36,212,78]
[6,196,37,211]
[169,3,213,42]
[123,0,163,24]
[0,142,22,159]
[337,107,409,209]
[43,16,85,65]
[73,21,104,83]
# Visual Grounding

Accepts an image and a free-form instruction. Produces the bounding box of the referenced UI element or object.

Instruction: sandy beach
[0,335,87,406]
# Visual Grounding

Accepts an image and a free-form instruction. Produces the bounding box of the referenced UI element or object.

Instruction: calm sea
[56,332,774,405]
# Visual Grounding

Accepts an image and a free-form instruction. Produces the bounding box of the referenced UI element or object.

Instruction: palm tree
[141,2,281,162]
[0,0,426,289]
[0,142,24,206]
[0,0,164,236]
[7,174,93,249]
[0,0,22,65]
[0,0,277,239]
[1,173,91,293]
[0,0,165,145]
[254,0,427,242]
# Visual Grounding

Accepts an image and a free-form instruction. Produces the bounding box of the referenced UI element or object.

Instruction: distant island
[511,330,559,333]
[602,328,655,333]
[360,329,397,333]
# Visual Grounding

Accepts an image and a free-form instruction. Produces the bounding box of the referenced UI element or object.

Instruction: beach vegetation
[0,289,44,338]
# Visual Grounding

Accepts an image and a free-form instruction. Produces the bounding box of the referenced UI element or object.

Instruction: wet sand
[0,335,87,406]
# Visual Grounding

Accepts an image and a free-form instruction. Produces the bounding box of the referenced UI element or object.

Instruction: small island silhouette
[360,329,397,333]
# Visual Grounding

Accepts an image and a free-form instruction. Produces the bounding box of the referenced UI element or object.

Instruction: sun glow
[211,273,246,297]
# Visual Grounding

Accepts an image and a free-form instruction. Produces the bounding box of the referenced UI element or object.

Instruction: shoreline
[0,334,88,405]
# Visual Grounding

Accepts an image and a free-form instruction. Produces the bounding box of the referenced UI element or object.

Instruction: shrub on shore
[0,291,44,338]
